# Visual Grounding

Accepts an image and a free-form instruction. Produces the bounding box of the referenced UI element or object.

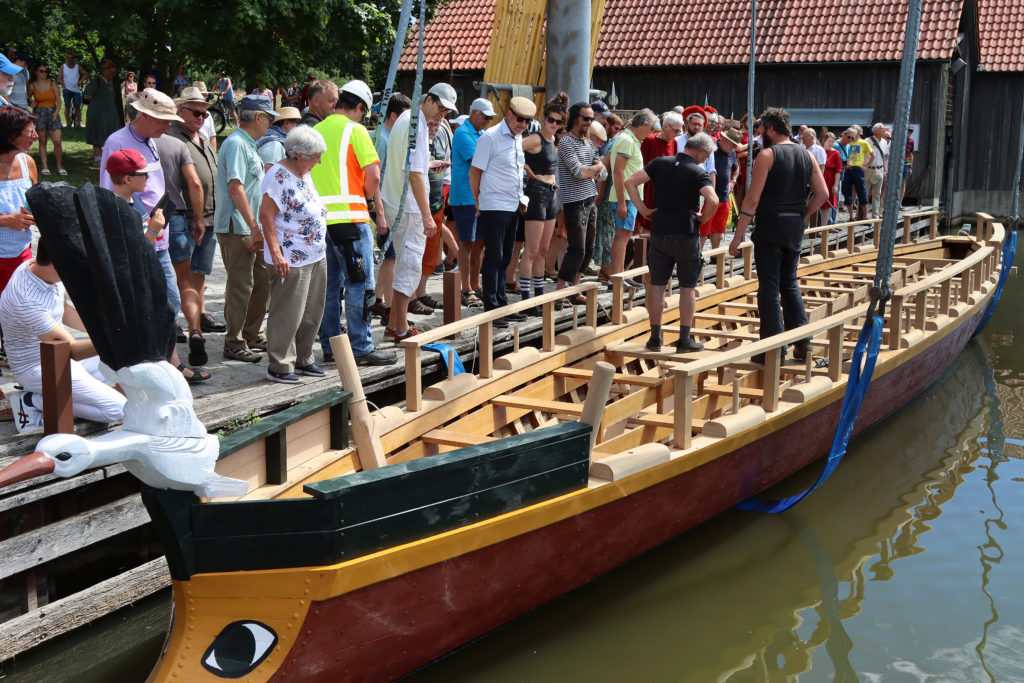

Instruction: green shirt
[608,129,644,203]
[214,128,264,235]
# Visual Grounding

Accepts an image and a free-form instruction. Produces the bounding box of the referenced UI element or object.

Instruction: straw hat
[191,81,210,95]
[273,107,302,124]
[133,88,184,122]
[175,86,207,106]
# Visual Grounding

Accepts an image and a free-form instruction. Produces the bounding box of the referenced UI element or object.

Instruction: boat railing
[400,281,601,411]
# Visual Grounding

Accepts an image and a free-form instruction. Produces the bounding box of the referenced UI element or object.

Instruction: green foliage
[217,409,262,439]
[2,0,441,92]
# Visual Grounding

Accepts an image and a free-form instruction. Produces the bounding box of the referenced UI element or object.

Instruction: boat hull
[267,306,985,682]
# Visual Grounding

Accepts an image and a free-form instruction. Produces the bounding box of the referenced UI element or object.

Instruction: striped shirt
[0,261,65,379]
[557,133,599,203]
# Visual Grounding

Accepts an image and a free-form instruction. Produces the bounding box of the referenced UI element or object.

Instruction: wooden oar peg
[580,362,616,452]
[330,334,386,470]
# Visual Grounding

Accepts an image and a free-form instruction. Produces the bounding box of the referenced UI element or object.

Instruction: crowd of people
[0,47,917,428]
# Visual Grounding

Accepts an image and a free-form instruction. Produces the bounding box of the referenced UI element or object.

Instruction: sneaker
[266,369,301,384]
[505,312,527,322]
[625,277,645,290]
[355,349,398,366]
[380,306,391,328]
[645,336,663,352]
[224,346,262,363]
[675,337,705,353]
[200,312,226,332]
[792,340,813,361]
[493,317,510,328]
[10,391,44,433]
[295,363,326,377]
[444,259,458,271]
[384,325,422,342]
[370,300,387,319]
[433,263,444,275]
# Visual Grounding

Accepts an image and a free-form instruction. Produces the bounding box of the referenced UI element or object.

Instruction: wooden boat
[1,210,1010,682]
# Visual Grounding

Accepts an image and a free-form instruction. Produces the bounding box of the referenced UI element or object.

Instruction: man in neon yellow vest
[310,80,396,366]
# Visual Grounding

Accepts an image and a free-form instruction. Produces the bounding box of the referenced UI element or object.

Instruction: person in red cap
[106,148,165,243]
[675,106,716,189]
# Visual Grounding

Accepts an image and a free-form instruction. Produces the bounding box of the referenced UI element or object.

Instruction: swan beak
[0,452,55,489]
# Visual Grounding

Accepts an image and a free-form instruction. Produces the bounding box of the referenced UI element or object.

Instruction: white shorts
[391,211,427,297]
[16,355,127,424]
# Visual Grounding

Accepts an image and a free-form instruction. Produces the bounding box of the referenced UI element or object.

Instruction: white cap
[427,83,458,113]
[340,79,373,113]
[469,98,496,117]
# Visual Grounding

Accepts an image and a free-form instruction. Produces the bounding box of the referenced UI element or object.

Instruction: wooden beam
[0,494,150,580]
[421,430,497,448]
[491,395,584,416]
[40,341,73,436]
[552,367,665,387]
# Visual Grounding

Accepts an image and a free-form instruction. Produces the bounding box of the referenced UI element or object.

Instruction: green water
[2,247,1022,683]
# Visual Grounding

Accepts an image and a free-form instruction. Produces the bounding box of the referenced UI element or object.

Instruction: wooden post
[40,341,73,436]
[715,252,725,288]
[929,212,938,240]
[828,324,843,382]
[635,235,648,268]
[914,292,927,331]
[448,348,456,380]
[542,301,556,351]
[611,279,624,325]
[673,371,693,450]
[819,228,829,259]
[847,224,857,252]
[580,361,615,451]
[762,348,781,412]
[873,219,881,248]
[442,271,461,338]
[742,243,753,280]
[939,279,951,315]
[329,334,387,470]
[585,287,598,327]
[479,321,493,378]
[888,295,904,350]
[902,214,912,244]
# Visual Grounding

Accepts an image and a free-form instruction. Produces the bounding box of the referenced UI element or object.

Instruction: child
[105,148,165,243]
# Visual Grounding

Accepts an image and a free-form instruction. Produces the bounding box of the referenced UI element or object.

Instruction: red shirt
[823,148,843,206]
[638,133,678,230]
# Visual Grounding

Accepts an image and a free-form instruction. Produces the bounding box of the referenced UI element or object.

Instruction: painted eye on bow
[201,620,278,678]
[55,452,73,462]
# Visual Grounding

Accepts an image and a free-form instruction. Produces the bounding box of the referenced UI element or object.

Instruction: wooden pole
[329,334,386,470]
[443,270,461,337]
[40,341,73,436]
[580,361,615,452]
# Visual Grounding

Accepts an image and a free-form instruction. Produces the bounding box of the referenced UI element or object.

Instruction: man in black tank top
[728,108,828,362]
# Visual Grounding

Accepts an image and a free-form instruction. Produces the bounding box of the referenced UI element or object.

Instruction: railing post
[479,321,493,378]
[902,214,912,244]
[611,279,624,325]
[405,343,422,412]
[585,286,598,327]
[929,212,938,240]
[742,243,753,280]
[819,228,829,258]
[715,252,726,289]
[40,341,74,436]
[673,370,693,450]
[888,294,904,350]
[442,270,461,338]
[542,300,556,350]
[827,324,843,382]
[762,348,781,412]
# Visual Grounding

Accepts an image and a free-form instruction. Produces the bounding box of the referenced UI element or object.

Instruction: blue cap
[0,54,22,76]
[238,94,278,117]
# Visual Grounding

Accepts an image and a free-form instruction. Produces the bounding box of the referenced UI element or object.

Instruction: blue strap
[422,343,465,376]
[972,228,1016,338]
[738,315,884,513]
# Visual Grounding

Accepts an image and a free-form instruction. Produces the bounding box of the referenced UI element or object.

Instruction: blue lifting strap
[422,343,465,376]
[738,315,884,513]
[972,228,1017,338]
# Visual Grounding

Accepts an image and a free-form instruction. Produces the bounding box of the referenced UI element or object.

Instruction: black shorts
[524,178,558,221]
[648,233,702,288]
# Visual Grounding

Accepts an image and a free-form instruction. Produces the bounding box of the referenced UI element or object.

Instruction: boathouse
[397,0,1024,223]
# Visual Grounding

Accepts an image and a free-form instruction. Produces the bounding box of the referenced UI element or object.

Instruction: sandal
[418,295,444,310]
[567,293,588,306]
[505,280,521,293]
[188,333,208,366]
[407,298,434,315]
[177,363,212,385]
[461,291,483,308]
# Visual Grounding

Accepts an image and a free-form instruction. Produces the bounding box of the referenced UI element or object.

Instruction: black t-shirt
[643,153,711,236]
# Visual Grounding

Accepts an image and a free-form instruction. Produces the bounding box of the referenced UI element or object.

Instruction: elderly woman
[84,60,121,165]
[0,107,39,298]
[259,125,329,384]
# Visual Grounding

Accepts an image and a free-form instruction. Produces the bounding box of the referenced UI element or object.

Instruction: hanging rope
[739,0,923,514]
[972,228,1017,338]
[738,315,883,513]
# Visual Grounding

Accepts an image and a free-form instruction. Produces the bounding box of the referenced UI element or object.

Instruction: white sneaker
[10,391,44,434]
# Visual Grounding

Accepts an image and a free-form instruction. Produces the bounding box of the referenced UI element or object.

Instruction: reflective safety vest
[311,115,376,224]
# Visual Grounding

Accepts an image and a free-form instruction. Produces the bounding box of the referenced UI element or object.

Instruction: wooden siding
[963,72,1024,192]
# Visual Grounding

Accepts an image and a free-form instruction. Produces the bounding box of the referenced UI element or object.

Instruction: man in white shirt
[801,128,827,226]
[0,242,126,430]
[470,96,535,326]
[675,106,716,186]
[380,83,457,342]
[865,122,890,219]
[59,53,88,128]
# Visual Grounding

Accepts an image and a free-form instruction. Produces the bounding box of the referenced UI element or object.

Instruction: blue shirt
[374,125,390,172]
[214,128,264,235]
[450,120,484,206]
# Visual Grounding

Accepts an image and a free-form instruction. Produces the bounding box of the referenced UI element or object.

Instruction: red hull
[271,311,981,682]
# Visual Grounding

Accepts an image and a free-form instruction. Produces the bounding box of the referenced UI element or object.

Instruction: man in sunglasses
[469,95,534,326]
[169,86,225,354]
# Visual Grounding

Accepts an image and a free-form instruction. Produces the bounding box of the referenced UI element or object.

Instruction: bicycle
[206,97,233,135]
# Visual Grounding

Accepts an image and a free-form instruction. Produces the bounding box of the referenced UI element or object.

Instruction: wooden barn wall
[593,62,948,200]
[962,72,1024,192]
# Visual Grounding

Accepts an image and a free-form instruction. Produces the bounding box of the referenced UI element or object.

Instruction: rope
[972,228,1017,338]
[737,314,883,513]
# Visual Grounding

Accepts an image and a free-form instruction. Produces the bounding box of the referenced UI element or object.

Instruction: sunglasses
[513,114,532,124]
[37,69,47,74]
[546,116,564,125]
[183,107,209,119]
[580,116,594,123]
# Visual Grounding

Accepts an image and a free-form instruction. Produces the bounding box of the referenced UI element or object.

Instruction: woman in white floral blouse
[258,125,329,384]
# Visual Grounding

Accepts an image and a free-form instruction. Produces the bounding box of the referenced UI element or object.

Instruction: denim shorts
[167,214,218,275]
[451,204,479,242]
[62,89,82,109]
[610,200,638,232]
[524,179,557,221]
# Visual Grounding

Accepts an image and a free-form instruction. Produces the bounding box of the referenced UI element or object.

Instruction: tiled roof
[975,0,1024,71]
[399,0,965,71]
[397,0,494,71]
